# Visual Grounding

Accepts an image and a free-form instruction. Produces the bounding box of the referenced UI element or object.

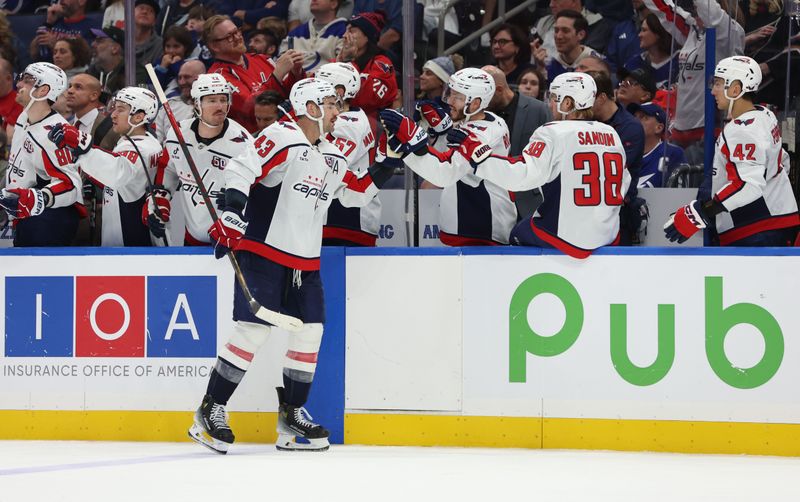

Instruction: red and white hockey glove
[447,128,493,170]
[142,186,171,239]
[415,99,453,137]
[47,123,91,158]
[664,200,708,243]
[379,109,428,155]
[208,209,247,259]
[0,188,49,219]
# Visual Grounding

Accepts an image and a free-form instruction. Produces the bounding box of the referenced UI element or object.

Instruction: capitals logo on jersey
[734,118,755,126]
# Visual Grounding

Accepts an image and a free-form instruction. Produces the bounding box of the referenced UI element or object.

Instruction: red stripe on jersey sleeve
[154,147,170,186]
[426,146,456,162]
[342,170,373,193]
[256,148,290,183]
[715,142,745,203]
[652,0,690,36]
[41,150,75,196]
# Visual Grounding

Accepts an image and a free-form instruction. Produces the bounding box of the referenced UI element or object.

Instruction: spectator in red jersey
[337,10,398,127]
[0,58,23,146]
[204,15,305,133]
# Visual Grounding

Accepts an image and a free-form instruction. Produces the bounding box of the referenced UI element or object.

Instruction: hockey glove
[447,128,493,170]
[0,187,50,219]
[663,199,708,243]
[415,100,453,138]
[208,209,247,259]
[142,186,171,239]
[378,109,428,155]
[47,123,92,158]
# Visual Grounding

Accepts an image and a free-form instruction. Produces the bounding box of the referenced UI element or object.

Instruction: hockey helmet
[548,72,596,117]
[714,56,761,96]
[114,87,159,123]
[290,78,338,117]
[19,62,67,102]
[191,73,232,109]
[315,62,361,100]
[445,68,495,118]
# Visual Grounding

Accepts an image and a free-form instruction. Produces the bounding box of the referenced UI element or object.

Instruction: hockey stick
[145,64,304,332]
[124,134,170,247]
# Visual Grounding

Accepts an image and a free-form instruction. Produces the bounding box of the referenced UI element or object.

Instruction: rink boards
[0,247,799,456]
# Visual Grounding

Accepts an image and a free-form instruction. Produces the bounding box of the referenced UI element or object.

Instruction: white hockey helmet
[290,77,338,117]
[548,72,596,117]
[714,56,761,97]
[114,87,159,123]
[20,62,67,102]
[191,73,232,109]
[446,68,495,118]
[315,62,361,100]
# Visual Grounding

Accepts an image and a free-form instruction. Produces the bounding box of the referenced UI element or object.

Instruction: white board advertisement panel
[0,254,289,412]
[461,254,800,423]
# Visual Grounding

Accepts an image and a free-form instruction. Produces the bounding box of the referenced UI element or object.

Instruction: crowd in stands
[0,0,798,250]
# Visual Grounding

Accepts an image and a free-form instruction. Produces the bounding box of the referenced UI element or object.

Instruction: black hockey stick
[124,134,170,247]
[145,64,304,332]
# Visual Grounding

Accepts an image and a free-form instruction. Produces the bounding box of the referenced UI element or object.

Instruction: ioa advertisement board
[462,254,800,423]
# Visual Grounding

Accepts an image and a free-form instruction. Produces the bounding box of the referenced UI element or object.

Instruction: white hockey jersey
[78,133,162,246]
[711,106,799,245]
[644,0,744,131]
[225,120,380,270]
[6,111,84,210]
[322,107,380,245]
[157,118,256,245]
[405,111,517,245]
[466,120,629,258]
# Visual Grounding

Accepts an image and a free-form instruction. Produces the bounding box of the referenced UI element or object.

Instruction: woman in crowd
[623,13,678,89]
[53,37,91,79]
[516,66,546,100]
[153,25,196,97]
[337,11,398,129]
[490,23,533,86]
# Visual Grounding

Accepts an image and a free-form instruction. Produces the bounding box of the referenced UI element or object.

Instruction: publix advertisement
[461,253,800,423]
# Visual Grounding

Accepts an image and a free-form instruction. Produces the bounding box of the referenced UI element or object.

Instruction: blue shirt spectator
[605,18,639,74]
[218,0,291,28]
[629,102,687,187]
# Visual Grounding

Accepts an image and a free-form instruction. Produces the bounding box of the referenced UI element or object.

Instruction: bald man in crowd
[482,64,551,219]
[154,59,206,142]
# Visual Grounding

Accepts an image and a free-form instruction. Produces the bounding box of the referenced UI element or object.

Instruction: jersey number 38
[572,152,625,207]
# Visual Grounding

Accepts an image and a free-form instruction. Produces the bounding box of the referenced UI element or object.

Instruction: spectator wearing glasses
[616,67,657,108]
[206,15,305,133]
[490,24,534,87]
[87,27,126,96]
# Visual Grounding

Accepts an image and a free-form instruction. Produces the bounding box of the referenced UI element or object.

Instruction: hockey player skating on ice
[149,73,257,245]
[189,78,393,453]
[663,56,799,246]
[315,62,381,247]
[447,72,629,258]
[0,63,85,246]
[47,87,162,246]
[379,68,517,245]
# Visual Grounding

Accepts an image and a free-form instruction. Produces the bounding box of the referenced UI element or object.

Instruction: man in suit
[482,65,551,218]
[64,73,119,245]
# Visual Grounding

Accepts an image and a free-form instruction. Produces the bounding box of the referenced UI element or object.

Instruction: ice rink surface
[1,440,799,502]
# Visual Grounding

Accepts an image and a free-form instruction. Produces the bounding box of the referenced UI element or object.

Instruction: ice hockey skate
[275,387,330,452]
[188,394,235,454]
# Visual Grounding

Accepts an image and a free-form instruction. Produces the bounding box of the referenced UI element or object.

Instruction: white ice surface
[1,441,799,502]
